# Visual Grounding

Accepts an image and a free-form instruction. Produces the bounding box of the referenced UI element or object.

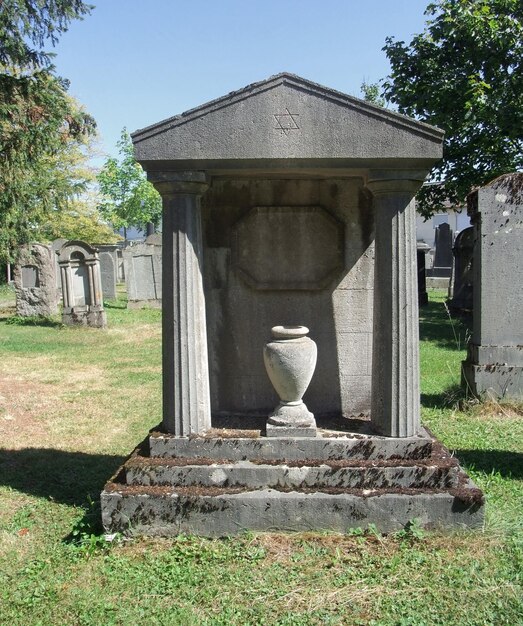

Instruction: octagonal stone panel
[232,206,344,290]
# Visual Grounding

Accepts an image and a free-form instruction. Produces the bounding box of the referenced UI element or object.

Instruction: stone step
[101,476,485,537]
[149,429,434,461]
[125,456,460,490]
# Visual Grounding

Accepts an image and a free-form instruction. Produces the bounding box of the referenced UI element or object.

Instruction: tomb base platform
[101,416,484,537]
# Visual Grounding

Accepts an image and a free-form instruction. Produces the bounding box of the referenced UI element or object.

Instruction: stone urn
[263,325,317,437]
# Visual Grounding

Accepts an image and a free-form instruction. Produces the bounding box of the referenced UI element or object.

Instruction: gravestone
[98,249,117,300]
[116,247,125,282]
[145,232,162,246]
[432,223,453,277]
[51,238,67,292]
[13,244,58,316]
[102,73,483,535]
[448,227,474,312]
[416,242,430,307]
[123,241,162,308]
[57,240,107,328]
[462,174,523,399]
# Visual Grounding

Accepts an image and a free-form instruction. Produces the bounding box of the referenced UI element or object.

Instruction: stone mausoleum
[102,74,484,535]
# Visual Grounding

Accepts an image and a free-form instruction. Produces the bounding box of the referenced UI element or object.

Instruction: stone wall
[202,176,375,416]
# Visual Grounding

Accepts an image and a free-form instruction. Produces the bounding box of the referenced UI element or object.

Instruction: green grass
[0,287,521,625]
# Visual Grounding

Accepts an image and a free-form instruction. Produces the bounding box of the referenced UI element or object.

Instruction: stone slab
[265,424,318,438]
[462,362,523,399]
[100,251,117,300]
[426,277,450,289]
[467,344,523,368]
[101,480,484,537]
[125,459,460,490]
[127,299,162,310]
[149,430,434,461]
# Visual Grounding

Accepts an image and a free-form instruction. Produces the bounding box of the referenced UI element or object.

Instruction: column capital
[147,170,208,197]
[366,170,426,197]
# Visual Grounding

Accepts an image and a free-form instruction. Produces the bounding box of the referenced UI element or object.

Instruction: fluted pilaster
[150,171,211,436]
[366,173,424,437]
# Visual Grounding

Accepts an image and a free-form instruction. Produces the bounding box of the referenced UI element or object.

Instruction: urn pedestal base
[266,401,317,438]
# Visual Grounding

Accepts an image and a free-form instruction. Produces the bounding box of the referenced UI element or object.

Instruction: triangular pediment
[132,73,443,170]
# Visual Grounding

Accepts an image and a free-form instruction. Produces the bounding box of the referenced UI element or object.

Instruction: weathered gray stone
[101,481,484,537]
[145,232,162,246]
[148,428,434,461]
[125,459,460,490]
[233,207,344,290]
[13,244,58,316]
[149,173,211,436]
[462,173,523,399]
[264,326,317,435]
[448,227,474,312]
[367,176,422,437]
[417,242,430,307]
[431,222,453,277]
[123,241,162,308]
[57,240,106,328]
[101,73,485,537]
[202,177,376,418]
[51,238,67,291]
[99,251,117,300]
[133,73,443,168]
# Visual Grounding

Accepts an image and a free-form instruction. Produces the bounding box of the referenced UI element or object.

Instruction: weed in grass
[393,518,426,545]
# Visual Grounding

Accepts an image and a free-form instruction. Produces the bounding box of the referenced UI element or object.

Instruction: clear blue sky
[52,0,431,162]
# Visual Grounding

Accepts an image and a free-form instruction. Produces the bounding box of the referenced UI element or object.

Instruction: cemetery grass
[0,286,521,626]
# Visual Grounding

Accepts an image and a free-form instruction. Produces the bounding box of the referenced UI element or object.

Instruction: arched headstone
[57,241,107,328]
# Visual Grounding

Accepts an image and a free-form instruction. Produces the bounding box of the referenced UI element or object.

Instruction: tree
[97,129,162,236]
[382,0,523,218]
[0,1,96,262]
[0,0,93,69]
[360,81,386,108]
[37,115,120,244]
[0,75,96,259]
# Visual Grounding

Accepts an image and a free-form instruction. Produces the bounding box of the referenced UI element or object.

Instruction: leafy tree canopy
[97,129,162,232]
[0,1,96,262]
[37,119,120,244]
[360,81,386,108]
[383,0,523,218]
[0,0,93,68]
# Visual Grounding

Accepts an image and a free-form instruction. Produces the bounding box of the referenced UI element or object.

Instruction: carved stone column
[149,171,211,436]
[366,172,424,437]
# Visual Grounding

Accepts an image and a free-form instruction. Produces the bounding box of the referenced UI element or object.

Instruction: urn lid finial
[271,325,309,339]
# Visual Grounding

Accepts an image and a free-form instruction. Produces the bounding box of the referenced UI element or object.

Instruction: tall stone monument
[462,174,523,399]
[13,243,58,316]
[57,241,107,328]
[102,73,483,535]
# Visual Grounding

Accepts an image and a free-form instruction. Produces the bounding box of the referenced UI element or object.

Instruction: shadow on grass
[419,300,471,351]
[421,384,465,410]
[453,449,523,479]
[0,448,126,506]
[1,315,64,328]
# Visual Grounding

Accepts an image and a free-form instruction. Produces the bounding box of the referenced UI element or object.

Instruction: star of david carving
[274,108,300,136]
